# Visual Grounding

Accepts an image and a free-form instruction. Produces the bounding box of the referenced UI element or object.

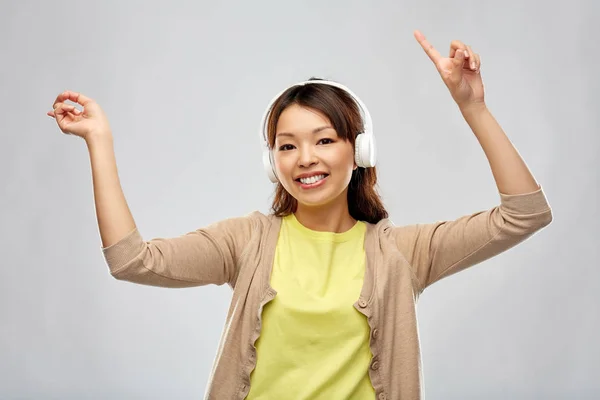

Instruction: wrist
[85,130,113,146]
[459,101,487,116]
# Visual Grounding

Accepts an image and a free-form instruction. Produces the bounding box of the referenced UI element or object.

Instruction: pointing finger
[414,30,443,65]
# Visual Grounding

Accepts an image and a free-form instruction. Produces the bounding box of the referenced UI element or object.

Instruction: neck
[293,196,356,233]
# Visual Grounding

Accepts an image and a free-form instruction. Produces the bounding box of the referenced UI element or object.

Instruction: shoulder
[244,210,281,229]
[364,217,397,236]
[363,217,397,244]
[364,217,424,250]
[214,210,281,237]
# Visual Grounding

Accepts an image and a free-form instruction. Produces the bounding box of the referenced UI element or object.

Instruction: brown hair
[266,77,388,224]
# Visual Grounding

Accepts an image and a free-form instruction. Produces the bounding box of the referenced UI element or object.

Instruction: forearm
[86,132,137,248]
[460,103,540,195]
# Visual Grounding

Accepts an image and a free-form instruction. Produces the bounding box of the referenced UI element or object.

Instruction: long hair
[266,77,388,224]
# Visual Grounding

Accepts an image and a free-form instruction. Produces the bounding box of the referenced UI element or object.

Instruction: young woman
[48,31,552,400]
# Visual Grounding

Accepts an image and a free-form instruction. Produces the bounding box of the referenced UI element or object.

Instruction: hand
[47,91,112,141]
[414,30,485,111]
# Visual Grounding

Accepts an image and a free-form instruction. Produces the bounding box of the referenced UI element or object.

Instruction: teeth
[299,174,326,184]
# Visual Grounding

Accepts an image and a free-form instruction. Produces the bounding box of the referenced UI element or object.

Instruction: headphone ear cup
[355,133,377,168]
[263,147,278,183]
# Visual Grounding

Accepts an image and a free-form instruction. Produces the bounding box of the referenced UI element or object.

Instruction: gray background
[1,1,598,399]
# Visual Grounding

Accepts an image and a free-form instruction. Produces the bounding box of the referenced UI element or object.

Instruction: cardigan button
[371,360,379,370]
[372,329,379,339]
[358,299,367,308]
[378,393,386,400]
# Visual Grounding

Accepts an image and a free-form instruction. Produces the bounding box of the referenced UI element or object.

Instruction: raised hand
[414,30,485,110]
[47,91,112,141]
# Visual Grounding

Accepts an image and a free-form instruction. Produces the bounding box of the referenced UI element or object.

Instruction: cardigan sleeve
[100,212,257,288]
[393,186,553,293]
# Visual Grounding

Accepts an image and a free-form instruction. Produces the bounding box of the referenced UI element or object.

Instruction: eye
[278,144,295,151]
[318,138,334,145]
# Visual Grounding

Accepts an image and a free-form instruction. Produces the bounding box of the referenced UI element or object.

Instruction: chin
[294,188,346,209]
[296,198,332,208]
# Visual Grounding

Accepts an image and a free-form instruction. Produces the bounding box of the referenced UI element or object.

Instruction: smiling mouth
[295,174,329,185]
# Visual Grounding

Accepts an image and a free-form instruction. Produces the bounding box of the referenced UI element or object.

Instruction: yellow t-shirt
[247,213,375,399]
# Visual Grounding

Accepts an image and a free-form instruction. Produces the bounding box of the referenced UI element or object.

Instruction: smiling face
[273,103,357,210]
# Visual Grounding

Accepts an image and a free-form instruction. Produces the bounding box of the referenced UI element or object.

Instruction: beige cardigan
[102,187,552,399]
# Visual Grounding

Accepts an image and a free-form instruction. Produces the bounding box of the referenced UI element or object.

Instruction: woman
[48,31,552,400]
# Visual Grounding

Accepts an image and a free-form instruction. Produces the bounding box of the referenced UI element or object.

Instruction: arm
[395,188,552,292]
[101,214,255,288]
[49,91,138,249]
[460,103,540,195]
[414,30,541,196]
[48,91,253,289]
[394,104,553,291]
[87,134,136,249]
[86,135,255,288]
[396,33,553,292]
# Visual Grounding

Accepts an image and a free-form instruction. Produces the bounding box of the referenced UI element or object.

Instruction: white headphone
[259,79,376,183]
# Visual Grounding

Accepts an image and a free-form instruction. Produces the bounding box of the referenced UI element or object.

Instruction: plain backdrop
[1,1,598,399]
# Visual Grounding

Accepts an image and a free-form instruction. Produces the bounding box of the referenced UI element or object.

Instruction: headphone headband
[259,79,373,148]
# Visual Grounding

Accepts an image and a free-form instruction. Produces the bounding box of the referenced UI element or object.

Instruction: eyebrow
[276,126,334,138]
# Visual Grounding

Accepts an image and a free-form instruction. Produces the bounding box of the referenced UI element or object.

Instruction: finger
[53,90,93,108]
[53,104,69,124]
[414,30,443,65]
[474,53,481,72]
[52,92,69,109]
[451,49,467,82]
[466,45,477,70]
[58,104,81,114]
[53,104,79,125]
[52,91,78,108]
[449,40,467,58]
[64,91,93,107]
[53,103,79,114]
[52,104,82,133]
[449,40,472,72]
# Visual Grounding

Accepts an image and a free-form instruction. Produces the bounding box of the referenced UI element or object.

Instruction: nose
[298,145,318,168]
